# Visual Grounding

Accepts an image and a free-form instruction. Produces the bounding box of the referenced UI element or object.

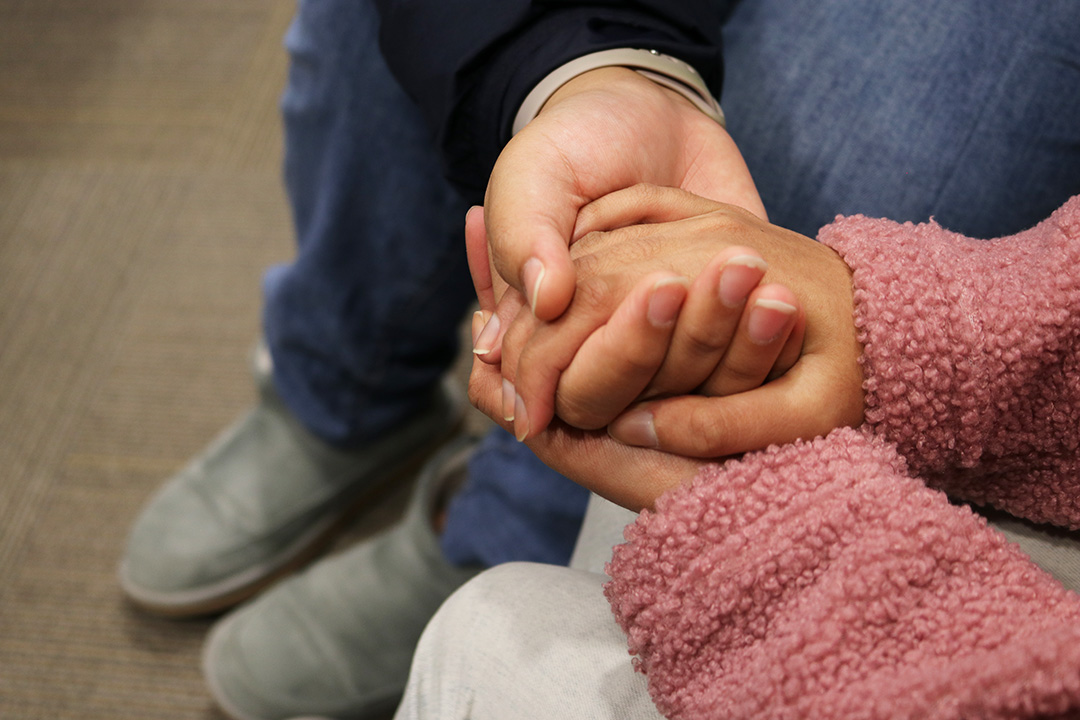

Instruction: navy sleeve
[375,1,724,199]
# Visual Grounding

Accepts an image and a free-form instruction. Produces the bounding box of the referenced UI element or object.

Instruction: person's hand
[470,309,702,511]
[466,268,804,512]
[483,66,764,322]
[469,190,804,434]
[552,254,804,431]
[472,185,866,459]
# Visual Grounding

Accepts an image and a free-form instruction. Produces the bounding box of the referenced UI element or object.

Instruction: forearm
[819,196,1080,527]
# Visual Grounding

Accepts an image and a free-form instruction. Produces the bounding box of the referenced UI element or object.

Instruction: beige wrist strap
[511,48,725,135]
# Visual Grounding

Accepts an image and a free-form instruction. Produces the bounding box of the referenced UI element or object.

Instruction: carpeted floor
[0,2,476,717]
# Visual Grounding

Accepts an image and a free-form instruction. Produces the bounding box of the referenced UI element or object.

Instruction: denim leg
[719,0,1080,239]
[263,0,475,446]
[440,430,590,568]
[264,0,588,566]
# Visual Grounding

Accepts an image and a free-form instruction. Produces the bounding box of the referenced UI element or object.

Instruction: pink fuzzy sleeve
[605,428,1080,720]
[818,196,1080,528]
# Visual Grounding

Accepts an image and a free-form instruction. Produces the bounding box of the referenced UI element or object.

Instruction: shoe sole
[118,417,463,618]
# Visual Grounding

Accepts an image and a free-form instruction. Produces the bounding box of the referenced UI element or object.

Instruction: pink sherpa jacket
[605,196,1080,719]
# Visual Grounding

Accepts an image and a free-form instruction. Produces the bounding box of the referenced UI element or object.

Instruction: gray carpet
[0,2,468,717]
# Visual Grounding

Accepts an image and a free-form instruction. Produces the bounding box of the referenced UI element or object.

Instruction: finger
[471,307,701,513]
[470,309,488,350]
[496,301,539,423]
[700,284,800,397]
[465,205,496,312]
[768,312,807,382]
[554,273,689,430]
[467,206,504,365]
[645,247,768,397]
[607,359,862,458]
[472,287,527,364]
[522,420,702,512]
[573,183,729,240]
[506,272,637,440]
[467,346,515,436]
[468,204,521,366]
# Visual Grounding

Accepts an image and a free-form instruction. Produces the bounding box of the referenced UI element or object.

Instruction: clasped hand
[467,66,862,509]
[468,185,865,510]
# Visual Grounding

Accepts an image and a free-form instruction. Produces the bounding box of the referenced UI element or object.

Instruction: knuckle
[681,324,732,357]
[685,404,729,454]
[725,363,764,387]
[499,308,536,373]
[695,207,752,242]
[500,325,524,364]
[648,360,704,397]
[572,250,601,280]
[576,226,666,269]
[623,352,660,375]
[629,182,664,206]
[554,397,606,431]
[708,213,743,237]
[573,275,615,313]
[632,231,666,261]
[643,373,676,398]
[466,370,496,418]
[617,338,668,377]
[706,363,762,395]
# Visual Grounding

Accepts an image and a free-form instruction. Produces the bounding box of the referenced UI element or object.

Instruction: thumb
[483,132,580,321]
[607,369,858,459]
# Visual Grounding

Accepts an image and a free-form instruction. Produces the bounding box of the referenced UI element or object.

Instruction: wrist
[817,197,1080,530]
[543,65,653,108]
[539,67,718,132]
[515,49,724,133]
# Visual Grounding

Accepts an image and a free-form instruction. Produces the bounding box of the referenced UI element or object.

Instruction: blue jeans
[264,0,589,568]
[720,0,1080,239]
[264,0,1080,569]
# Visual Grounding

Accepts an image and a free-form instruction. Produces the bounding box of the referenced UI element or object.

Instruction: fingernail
[608,409,658,448]
[718,255,768,308]
[472,312,500,355]
[647,277,690,328]
[465,205,481,225]
[747,298,798,344]
[471,310,486,347]
[514,393,530,441]
[523,258,545,316]
[502,379,516,422]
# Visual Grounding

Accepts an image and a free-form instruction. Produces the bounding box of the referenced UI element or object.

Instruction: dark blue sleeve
[375,1,724,199]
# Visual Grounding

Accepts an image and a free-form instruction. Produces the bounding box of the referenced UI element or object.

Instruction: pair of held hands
[466,68,865,510]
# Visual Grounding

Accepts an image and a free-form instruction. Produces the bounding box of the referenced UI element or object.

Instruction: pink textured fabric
[819,196,1080,528]
[606,429,1080,719]
[605,197,1080,719]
